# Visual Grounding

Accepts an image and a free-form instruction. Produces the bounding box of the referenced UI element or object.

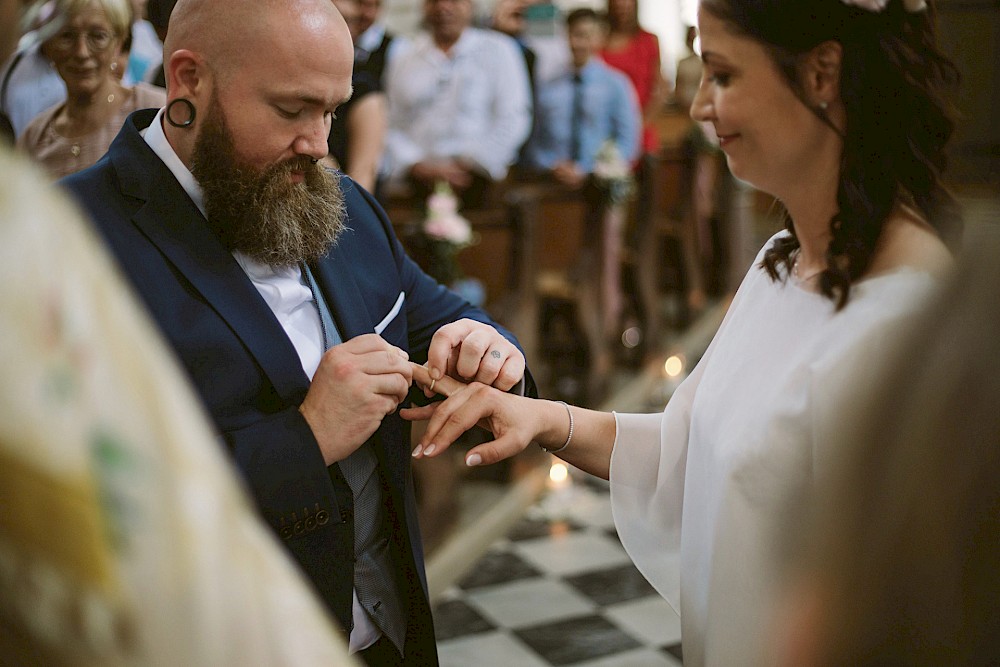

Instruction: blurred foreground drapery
[0,149,356,666]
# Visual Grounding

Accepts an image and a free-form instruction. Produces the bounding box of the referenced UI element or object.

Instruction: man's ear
[805,40,843,107]
[166,49,207,100]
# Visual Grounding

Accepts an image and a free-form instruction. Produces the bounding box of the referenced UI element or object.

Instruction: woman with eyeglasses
[16,0,164,179]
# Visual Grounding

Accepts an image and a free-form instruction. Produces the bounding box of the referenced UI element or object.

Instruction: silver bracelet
[540,400,573,454]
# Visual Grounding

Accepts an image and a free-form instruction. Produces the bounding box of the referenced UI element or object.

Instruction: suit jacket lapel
[111,110,310,406]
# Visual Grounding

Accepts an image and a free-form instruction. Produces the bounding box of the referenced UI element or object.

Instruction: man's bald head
[165,0,349,84]
[161,0,353,170]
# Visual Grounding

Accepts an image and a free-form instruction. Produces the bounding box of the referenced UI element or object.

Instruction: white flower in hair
[842,0,888,10]
[841,0,927,11]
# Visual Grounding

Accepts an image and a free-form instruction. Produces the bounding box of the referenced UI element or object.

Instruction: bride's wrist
[538,400,573,454]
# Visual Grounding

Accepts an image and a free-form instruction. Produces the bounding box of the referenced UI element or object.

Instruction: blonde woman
[17,0,164,179]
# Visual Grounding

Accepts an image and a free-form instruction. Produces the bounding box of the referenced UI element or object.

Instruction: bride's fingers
[463,435,525,467]
[409,361,466,398]
[399,403,439,422]
[414,387,488,459]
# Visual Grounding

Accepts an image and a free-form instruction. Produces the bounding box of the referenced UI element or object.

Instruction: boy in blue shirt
[523,8,641,188]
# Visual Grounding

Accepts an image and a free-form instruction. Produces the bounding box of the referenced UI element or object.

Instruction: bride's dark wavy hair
[701,0,963,308]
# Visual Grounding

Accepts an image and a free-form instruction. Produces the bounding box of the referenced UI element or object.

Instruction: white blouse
[610,233,940,666]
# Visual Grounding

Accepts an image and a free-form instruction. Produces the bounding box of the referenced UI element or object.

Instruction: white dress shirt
[383,27,532,184]
[142,109,381,652]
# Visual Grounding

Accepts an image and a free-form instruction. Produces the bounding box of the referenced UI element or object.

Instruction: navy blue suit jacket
[62,108,531,663]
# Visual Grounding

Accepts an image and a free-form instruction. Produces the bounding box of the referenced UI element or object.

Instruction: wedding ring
[428,378,436,393]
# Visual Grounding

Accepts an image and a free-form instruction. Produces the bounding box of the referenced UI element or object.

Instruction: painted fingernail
[412,445,423,457]
[423,444,437,456]
[466,453,482,467]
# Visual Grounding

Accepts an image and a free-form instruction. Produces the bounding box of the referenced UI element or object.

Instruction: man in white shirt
[383,0,531,206]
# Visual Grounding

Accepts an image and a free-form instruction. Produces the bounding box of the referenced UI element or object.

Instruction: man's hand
[425,319,525,393]
[552,161,586,189]
[410,159,474,190]
[300,334,413,466]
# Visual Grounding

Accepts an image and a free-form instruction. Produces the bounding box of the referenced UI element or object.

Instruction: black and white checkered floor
[432,474,684,666]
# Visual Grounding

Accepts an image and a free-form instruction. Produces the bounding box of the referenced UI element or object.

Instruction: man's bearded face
[190,92,346,268]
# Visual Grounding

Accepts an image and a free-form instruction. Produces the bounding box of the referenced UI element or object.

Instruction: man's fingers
[411,362,433,389]
[373,372,412,404]
[470,342,505,386]
[410,362,465,397]
[454,328,491,380]
[427,320,524,390]
[493,356,525,392]
[332,348,412,380]
[426,324,466,379]
[338,332,408,357]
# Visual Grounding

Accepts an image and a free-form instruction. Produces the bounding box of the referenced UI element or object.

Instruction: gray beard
[190,98,347,268]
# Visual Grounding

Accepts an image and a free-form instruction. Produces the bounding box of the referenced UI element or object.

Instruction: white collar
[142,107,207,218]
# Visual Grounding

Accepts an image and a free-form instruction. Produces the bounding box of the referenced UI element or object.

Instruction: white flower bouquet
[414,181,477,285]
[592,140,636,206]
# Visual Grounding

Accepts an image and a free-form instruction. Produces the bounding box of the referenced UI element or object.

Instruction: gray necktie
[302,264,407,653]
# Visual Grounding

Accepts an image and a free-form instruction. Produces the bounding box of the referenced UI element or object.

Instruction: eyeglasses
[49,29,115,54]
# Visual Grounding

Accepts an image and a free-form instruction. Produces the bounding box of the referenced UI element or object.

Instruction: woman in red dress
[600,0,666,155]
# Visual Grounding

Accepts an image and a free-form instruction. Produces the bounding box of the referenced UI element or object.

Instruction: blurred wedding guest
[600,0,666,156]
[772,238,1000,666]
[353,0,395,87]
[521,7,641,350]
[0,1,355,664]
[491,0,538,162]
[523,8,640,188]
[327,0,387,193]
[491,0,538,100]
[143,0,178,88]
[0,13,66,141]
[17,0,165,179]
[675,23,726,295]
[121,0,162,86]
[673,25,701,112]
[383,0,532,206]
[405,0,963,664]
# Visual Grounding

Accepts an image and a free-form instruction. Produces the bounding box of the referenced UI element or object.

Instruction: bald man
[59,0,533,663]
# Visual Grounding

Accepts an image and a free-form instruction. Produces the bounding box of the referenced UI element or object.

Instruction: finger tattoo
[491,350,502,359]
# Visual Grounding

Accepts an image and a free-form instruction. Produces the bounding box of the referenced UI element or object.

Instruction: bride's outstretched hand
[402,362,540,466]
